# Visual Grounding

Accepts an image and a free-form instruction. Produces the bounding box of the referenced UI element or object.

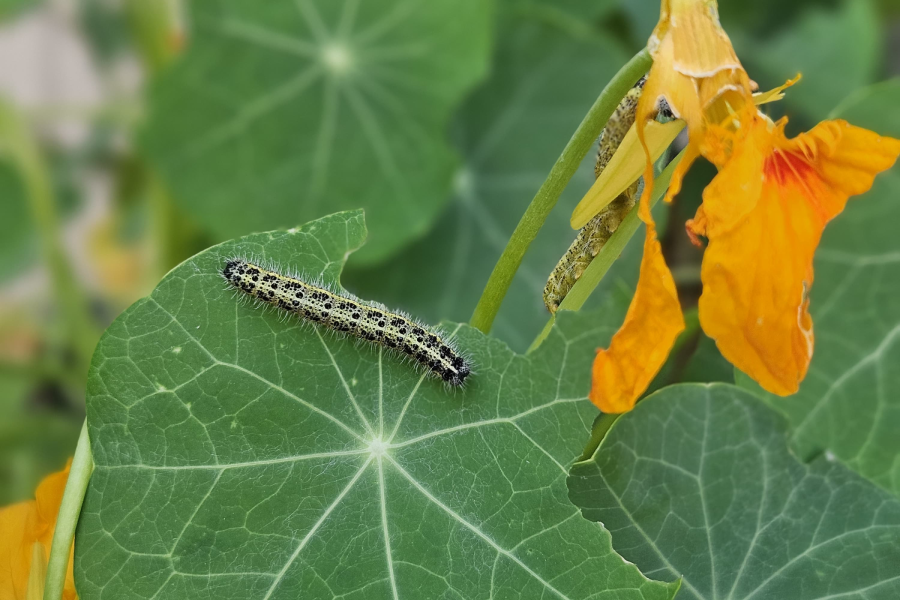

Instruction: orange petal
[662,139,701,205]
[0,501,38,600]
[590,219,685,413]
[0,461,76,600]
[797,120,900,217]
[698,118,900,395]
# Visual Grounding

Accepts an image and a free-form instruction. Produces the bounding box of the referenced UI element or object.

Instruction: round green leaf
[742,0,880,120]
[346,22,642,353]
[504,0,618,22]
[141,0,492,264]
[75,210,678,600]
[831,78,900,138]
[569,383,900,599]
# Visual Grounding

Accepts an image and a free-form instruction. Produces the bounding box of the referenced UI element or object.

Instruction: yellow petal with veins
[25,544,45,600]
[571,119,685,229]
[665,0,741,77]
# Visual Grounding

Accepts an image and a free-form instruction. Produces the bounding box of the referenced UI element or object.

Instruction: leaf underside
[346,19,642,353]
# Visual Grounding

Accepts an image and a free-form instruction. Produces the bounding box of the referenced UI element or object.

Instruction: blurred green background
[1,0,898,504]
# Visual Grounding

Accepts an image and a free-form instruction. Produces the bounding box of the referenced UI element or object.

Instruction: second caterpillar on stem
[543,76,672,314]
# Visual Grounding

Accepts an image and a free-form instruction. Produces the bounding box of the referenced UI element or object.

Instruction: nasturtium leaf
[737,88,900,497]
[75,211,678,600]
[346,20,643,353]
[141,0,492,264]
[569,383,900,600]
[740,0,879,120]
[503,0,618,21]
[831,78,900,138]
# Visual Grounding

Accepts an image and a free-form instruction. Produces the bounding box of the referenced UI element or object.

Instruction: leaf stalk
[43,420,93,600]
[469,48,653,334]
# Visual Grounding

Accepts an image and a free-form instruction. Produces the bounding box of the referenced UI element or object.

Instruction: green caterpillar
[542,77,646,314]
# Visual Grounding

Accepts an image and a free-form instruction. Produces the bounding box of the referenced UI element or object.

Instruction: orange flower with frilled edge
[690,118,900,395]
[0,461,78,600]
[588,0,900,413]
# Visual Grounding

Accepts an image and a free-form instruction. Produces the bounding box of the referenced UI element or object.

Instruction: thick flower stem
[577,413,622,462]
[469,48,652,334]
[43,420,93,600]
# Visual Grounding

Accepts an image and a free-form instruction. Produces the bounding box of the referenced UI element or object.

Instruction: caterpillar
[543,76,651,314]
[222,259,472,386]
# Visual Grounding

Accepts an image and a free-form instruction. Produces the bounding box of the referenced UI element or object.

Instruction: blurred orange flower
[590,0,900,413]
[0,461,77,600]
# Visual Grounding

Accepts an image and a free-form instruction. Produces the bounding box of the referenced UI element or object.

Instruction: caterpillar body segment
[543,76,647,313]
[223,259,472,387]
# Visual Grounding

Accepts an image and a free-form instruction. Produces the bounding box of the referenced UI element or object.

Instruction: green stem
[43,420,93,600]
[125,0,183,75]
[148,170,177,280]
[469,48,652,334]
[577,413,622,462]
[527,149,685,353]
[0,100,99,378]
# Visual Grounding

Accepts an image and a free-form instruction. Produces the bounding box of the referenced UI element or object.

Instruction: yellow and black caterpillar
[223,259,472,386]
[543,77,647,314]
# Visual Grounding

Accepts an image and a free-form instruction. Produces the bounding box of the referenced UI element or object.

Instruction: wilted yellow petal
[665,0,741,77]
[571,119,685,229]
[589,216,685,413]
[25,544,45,600]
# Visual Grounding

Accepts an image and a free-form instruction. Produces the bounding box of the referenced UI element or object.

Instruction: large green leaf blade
[346,21,643,352]
[75,210,678,600]
[741,0,880,120]
[141,0,492,264]
[569,383,900,600]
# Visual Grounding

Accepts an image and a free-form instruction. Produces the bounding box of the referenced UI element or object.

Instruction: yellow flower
[588,0,900,413]
[0,461,78,600]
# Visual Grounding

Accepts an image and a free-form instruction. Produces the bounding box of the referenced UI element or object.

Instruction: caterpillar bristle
[543,75,652,314]
[223,259,472,388]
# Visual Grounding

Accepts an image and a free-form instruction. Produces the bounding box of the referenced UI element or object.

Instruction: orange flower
[588,0,900,413]
[0,461,78,600]
[690,118,900,394]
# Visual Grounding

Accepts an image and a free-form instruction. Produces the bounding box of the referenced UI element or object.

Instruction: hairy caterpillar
[543,76,670,314]
[222,259,472,386]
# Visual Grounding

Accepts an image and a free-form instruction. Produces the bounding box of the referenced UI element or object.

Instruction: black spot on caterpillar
[543,77,675,314]
[222,259,472,387]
